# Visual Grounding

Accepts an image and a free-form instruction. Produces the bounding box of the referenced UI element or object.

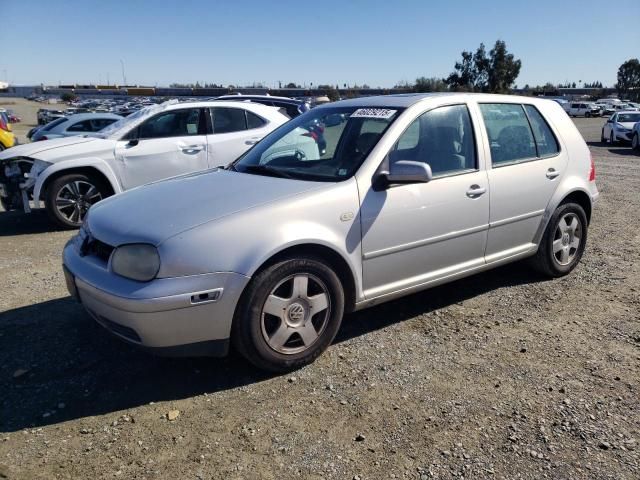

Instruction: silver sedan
[63,93,599,371]
[30,113,122,142]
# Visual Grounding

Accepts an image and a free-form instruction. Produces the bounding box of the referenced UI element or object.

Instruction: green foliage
[445,40,521,93]
[414,77,448,92]
[616,59,640,101]
[60,92,77,102]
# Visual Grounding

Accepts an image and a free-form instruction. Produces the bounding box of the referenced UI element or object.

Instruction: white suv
[0,100,289,227]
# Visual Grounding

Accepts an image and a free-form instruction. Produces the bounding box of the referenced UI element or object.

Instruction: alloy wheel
[552,213,582,266]
[261,273,331,355]
[55,180,102,224]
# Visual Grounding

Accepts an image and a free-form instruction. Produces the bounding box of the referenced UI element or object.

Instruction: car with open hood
[62,93,599,372]
[0,100,290,227]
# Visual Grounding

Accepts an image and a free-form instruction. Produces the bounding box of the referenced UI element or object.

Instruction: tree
[414,77,448,92]
[445,40,520,93]
[486,40,521,93]
[285,82,299,88]
[616,59,640,101]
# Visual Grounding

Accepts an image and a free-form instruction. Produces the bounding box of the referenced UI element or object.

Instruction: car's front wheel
[632,133,639,150]
[531,202,588,277]
[232,256,345,372]
[44,173,110,228]
[610,131,617,144]
[601,129,606,143]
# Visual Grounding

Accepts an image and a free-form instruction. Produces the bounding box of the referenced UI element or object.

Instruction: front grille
[80,236,115,263]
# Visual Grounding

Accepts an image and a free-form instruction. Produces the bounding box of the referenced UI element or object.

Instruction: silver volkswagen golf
[63,93,599,371]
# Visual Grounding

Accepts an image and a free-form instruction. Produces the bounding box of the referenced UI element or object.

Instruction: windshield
[618,113,640,123]
[233,106,402,181]
[93,103,165,139]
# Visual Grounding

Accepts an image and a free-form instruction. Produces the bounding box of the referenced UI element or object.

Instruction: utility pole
[120,59,127,86]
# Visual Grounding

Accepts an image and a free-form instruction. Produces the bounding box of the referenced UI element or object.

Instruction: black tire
[0,143,4,151]
[232,256,345,372]
[601,129,606,143]
[632,133,639,151]
[610,131,616,145]
[44,173,110,228]
[585,112,590,118]
[531,202,588,278]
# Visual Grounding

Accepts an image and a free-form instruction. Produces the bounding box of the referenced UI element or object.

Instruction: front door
[115,107,208,190]
[360,103,490,299]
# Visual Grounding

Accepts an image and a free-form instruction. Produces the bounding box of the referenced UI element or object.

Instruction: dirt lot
[0,104,638,479]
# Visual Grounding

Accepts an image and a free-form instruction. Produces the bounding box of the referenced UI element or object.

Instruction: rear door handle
[546,168,560,179]
[466,185,486,198]
[245,138,260,145]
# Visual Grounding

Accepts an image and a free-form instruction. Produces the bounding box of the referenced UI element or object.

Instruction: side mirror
[127,138,139,147]
[374,160,433,190]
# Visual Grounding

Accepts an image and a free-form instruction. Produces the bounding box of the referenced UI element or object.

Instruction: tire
[601,129,606,143]
[531,202,588,278]
[0,143,4,151]
[232,256,345,372]
[632,133,639,151]
[44,173,110,228]
[585,112,590,118]
[610,131,617,145]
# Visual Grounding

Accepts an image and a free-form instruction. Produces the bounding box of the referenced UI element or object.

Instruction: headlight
[111,244,160,282]
[29,159,52,178]
[615,124,629,132]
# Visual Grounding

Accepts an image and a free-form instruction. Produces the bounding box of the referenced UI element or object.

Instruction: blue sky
[2,0,639,88]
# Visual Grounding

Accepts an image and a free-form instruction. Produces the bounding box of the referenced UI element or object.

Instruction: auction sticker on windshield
[351,108,397,119]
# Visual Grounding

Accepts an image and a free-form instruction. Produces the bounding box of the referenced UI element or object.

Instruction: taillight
[0,117,7,131]
[588,154,596,182]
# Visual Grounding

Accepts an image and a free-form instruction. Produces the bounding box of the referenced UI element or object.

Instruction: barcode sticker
[351,108,397,119]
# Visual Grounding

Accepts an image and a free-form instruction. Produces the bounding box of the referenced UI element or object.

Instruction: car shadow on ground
[0,209,67,236]
[1,262,546,433]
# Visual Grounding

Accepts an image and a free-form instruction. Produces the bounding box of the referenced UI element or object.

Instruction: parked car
[37,109,66,125]
[568,102,598,117]
[632,121,640,150]
[0,110,16,151]
[0,100,289,226]
[30,113,122,142]
[601,111,640,143]
[61,93,598,371]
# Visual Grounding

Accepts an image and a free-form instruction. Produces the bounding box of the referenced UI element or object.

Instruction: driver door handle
[181,145,204,154]
[546,168,560,179]
[466,185,486,198]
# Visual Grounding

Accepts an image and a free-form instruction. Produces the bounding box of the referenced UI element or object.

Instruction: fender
[33,157,122,208]
[532,175,594,246]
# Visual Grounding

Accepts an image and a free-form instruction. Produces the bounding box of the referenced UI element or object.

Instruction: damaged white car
[0,100,289,227]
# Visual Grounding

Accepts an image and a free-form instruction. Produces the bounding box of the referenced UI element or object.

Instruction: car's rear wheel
[531,202,587,278]
[232,256,345,372]
[632,133,639,150]
[44,173,110,228]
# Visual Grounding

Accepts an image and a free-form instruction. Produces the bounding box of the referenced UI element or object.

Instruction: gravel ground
[0,110,639,479]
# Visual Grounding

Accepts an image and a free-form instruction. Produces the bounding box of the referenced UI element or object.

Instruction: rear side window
[479,104,537,165]
[67,120,93,132]
[246,111,266,129]
[523,105,559,157]
[91,118,118,131]
[212,107,247,134]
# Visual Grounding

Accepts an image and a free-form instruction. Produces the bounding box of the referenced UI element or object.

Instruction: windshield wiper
[240,164,294,179]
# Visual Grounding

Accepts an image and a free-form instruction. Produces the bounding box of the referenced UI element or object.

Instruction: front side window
[479,103,537,165]
[137,108,202,139]
[233,106,401,181]
[390,104,477,177]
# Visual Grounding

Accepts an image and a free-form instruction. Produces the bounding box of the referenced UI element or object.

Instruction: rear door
[206,107,272,167]
[478,102,567,260]
[114,107,208,189]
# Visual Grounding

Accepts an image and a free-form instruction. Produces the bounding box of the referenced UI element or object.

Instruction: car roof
[616,110,640,115]
[63,113,123,121]
[217,94,301,103]
[163,100,281,111]
[316,92,560,109]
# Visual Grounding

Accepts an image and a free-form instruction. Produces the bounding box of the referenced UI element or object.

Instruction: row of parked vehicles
[0,92,607,371]
[564,99,639,117]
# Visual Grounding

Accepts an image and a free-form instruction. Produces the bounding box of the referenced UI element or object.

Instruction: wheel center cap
[286,303,306,326]
[562,232,570,246]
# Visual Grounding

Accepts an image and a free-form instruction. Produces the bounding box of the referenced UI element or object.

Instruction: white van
[568,102,597,117]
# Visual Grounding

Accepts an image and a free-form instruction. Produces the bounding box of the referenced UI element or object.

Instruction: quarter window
[390,104,477,177]
[67,120,93,132]
[246,111,266,129]
[523,105,559,157]
[479,104,537,165]
[137,108,202,139]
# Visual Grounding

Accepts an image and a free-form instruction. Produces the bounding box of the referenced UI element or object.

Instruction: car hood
[88,169,325,246]
[617,122,637,129]
[0,136,112,163]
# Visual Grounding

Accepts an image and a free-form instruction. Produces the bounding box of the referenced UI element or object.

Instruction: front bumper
[63,238,250,356]
[614,130,632,142]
